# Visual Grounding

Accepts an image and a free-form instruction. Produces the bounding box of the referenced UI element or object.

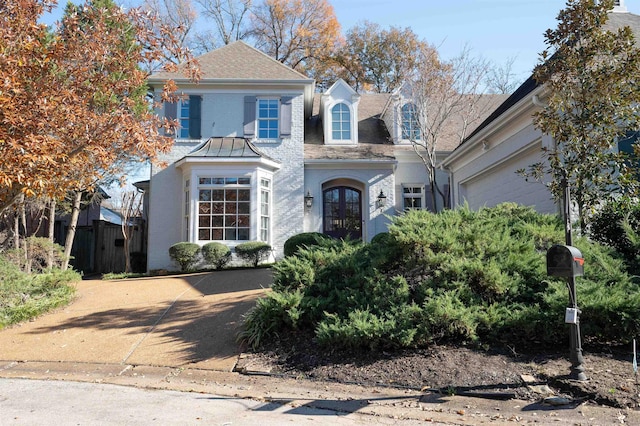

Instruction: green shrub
[235,241,271,267]
[201,242,231,269]
[238,290,303,349]
[283,232,331,257]
[0,257,78,329]
[168,242,201,271]
[589,197,640,273]
[245,203,640,351]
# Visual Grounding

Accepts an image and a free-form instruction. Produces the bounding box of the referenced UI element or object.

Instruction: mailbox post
[547,244,588,381]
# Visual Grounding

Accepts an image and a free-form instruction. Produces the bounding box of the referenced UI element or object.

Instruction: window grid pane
[260,179,271,242]
[402,104,420,140]
[331,103,351,140]
[179,99,190,139]
[197,177,251,241]
[258,99,279,139]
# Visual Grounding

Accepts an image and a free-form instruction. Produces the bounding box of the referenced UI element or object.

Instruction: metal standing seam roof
[183,137,276,163]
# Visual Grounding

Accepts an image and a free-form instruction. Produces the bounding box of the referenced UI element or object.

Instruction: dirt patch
[244,334,640,409]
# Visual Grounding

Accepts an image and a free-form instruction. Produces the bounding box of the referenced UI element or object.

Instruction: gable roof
[460,9,640,146]
[149,41,313,82]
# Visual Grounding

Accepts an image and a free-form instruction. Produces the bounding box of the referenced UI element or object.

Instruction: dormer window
[332,103,351,140]
[401,103,420,141]
[320,79,360,145]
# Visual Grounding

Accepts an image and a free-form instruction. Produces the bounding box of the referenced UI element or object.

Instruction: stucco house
[144,41,504,271]
[441,0,638,214]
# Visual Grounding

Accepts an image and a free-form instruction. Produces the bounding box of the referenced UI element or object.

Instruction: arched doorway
[323,186,362,239]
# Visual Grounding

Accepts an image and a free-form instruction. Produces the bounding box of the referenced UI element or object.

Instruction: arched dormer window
[402,103,420,141]
[332,103,351,140]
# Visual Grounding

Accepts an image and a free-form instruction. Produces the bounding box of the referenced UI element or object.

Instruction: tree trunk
[47,198,56,270]
[18,194,29,273]
[62,191,82,271]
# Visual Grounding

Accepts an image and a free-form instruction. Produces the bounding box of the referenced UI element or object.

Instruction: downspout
[532,94,545,108]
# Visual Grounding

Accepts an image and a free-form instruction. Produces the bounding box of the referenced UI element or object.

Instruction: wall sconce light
[376,190,387,209]
[304,190,314,208]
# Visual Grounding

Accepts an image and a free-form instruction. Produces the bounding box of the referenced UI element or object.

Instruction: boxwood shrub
[235,241,271,267]
[168,242,200,271]
[202,242,231,269]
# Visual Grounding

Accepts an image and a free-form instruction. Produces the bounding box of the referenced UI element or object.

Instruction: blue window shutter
[280,96,292,137]
[189,95,202,139]
[244,96,256,138]
[164,101,177,136]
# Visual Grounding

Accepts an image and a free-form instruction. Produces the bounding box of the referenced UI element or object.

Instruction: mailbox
[547,245,584,277]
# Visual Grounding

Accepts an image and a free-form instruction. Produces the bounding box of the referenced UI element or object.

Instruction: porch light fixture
[376,190,387,209]
[304,190,314,208]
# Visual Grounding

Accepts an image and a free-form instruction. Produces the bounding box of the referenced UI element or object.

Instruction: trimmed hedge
[168,242,200,271]
[202,242,231,269]
[235,241,271,267]
[283,232,331,257]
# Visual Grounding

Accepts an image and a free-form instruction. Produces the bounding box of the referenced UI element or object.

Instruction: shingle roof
[150,41,312,82]
[305,93,395,160]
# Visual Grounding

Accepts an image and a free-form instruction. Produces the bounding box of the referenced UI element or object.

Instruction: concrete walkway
[0,269,271,371]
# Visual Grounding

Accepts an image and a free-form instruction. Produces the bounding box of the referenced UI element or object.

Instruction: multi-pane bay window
[198,177,251,241]
[260,179,271,242]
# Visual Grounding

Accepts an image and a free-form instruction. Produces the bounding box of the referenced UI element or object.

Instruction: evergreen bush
[240,203,640,351]
[235,241,271,267]
[168,242,200,271]
[201,242,231,269]
[283,232,331,257]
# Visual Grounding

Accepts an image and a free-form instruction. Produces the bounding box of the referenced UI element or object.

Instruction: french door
[323,186,362,239]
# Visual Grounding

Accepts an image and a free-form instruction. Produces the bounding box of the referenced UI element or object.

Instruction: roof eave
[175,156,281,171]
[441,84,547,168]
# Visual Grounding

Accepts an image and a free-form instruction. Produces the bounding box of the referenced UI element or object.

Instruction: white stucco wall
[303,165,395,242]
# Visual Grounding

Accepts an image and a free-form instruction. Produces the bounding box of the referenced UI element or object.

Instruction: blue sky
[41,0,640,81]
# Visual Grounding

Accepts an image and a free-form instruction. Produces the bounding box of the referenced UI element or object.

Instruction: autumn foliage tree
[249,0,340,77]
[333,22,427,93]
[520,0,640,230]
[0,0,198,269]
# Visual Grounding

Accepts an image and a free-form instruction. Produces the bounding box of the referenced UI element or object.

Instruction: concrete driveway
[0,269,272,372]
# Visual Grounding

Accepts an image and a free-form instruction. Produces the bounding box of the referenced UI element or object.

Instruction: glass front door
[323,186,362,239]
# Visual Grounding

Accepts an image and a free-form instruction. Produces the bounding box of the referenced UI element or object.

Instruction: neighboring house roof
[149,40,312,82]
[305,93,395,160]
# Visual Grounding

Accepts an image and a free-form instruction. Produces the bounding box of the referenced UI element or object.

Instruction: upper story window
[402,103,420,141]
[331,103,351,140]
[164,95,201,140]
[258,99,279,139]
[179,99,191,139]
[244,96,292,141]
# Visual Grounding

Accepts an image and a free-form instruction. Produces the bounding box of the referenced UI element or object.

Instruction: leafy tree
[0,0,199,269]
[520,0,640,230]
[333,21,427,93]
[249,0,340,75]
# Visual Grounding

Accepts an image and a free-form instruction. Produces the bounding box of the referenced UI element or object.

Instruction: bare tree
[120,190,143,273]
[196,0,251,46]
[404,45,493,210]
[485,56,521,94]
